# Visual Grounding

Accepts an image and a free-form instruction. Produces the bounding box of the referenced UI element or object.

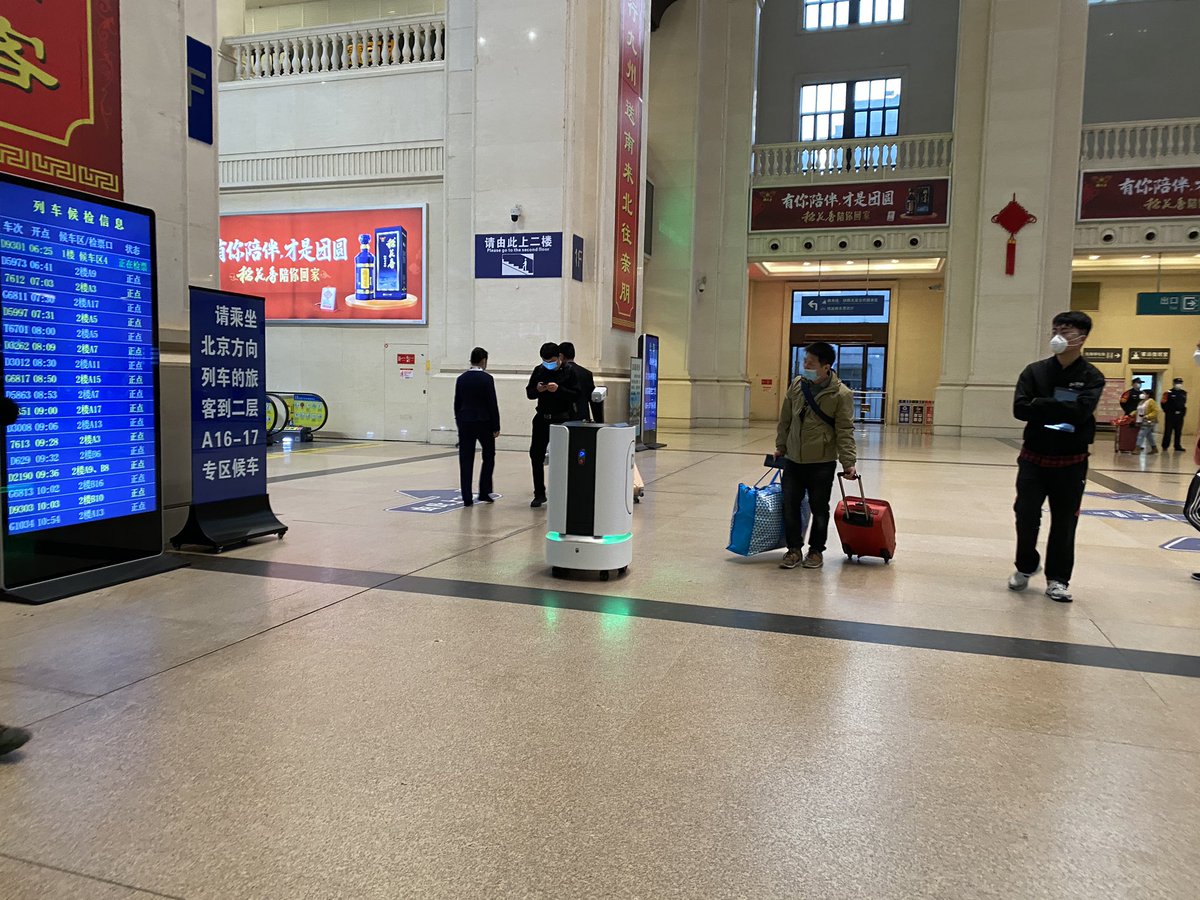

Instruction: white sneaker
[1008,568,1038,592]
[1045,580,1073,603]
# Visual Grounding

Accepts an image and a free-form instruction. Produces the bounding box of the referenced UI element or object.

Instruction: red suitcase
[834,474,897,563]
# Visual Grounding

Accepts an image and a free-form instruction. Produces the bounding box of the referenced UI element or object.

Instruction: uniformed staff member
[525,342,579,508]
[1161,377,1188,452]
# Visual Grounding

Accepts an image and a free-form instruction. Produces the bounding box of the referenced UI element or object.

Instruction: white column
[935,0,1089,436]
[643,0,755,427]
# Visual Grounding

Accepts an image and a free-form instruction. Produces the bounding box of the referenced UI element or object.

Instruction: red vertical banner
[611,0,647,332]
[0,1,124,199]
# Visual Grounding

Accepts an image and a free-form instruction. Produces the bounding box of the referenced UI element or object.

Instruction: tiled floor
[2,425,1199,898]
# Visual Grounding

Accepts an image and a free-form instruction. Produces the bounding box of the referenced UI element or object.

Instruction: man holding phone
[525,342,579,508]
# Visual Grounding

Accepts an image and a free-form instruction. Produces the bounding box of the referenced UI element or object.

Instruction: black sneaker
[0,725,31,756]
[530,495,547,508]
[1192,573,1200,582]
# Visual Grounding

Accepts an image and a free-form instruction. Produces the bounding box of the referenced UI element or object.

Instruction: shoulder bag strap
[800,379,837,429]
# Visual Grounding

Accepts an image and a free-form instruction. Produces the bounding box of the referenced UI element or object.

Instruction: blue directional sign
[796,290,888,320]
[1136,292,1200,315]
[186,37,214,145]
[475,233,563,279]
[388,488,501,514]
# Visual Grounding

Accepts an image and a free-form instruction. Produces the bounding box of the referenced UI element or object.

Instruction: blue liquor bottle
[354,233,375,300]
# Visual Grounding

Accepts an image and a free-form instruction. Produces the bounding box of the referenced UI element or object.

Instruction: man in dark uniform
[1119,377,1144,416]
[559,341,599,422]
[454,347,501,506]
[1161,377,1188,452]
[0,396,31,757]
[525,342,579,508]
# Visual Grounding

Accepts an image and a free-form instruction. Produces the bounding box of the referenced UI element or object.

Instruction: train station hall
[2,0,1200,897]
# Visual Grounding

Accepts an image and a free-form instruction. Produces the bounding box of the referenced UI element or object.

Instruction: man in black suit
[525,342,579,508]
[454,348,501,506]
[559,341,599,422]
[0,396,31,757]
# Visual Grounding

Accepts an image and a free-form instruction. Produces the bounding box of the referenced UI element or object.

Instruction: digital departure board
[0,173,161,591]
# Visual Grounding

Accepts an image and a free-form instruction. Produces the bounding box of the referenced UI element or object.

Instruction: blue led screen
[0,177,158,536]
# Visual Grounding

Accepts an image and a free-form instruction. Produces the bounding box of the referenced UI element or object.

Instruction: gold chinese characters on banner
[611,0,647,332]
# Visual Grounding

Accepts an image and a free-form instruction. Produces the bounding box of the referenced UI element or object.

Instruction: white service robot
[545,419,635,580]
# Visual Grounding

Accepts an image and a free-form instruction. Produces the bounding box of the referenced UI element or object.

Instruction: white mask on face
[1049,335,1069,355]
[1194,348,1200,366]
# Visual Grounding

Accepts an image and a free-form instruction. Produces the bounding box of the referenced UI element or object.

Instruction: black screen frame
[0,173,163,590]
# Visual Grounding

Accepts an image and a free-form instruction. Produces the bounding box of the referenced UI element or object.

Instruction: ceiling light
[1088,255,1100,260]
[802,261,812,267]
[890,259,899,264]
[845,261,855,266]
[478,36,486,45]
[528,30,537,40]
[1141,254,1152,259]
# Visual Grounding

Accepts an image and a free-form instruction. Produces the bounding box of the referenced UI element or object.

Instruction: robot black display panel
[0,174,162,590]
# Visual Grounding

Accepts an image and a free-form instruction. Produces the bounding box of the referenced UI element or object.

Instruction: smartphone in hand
[764,454,785,469]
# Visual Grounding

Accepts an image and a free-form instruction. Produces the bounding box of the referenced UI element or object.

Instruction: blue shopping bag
[726,468,808,557]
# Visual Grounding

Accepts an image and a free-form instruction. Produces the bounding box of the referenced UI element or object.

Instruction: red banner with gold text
[0,0,123,199]
[611,0,646,332]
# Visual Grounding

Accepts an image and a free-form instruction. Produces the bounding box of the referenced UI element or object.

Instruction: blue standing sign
[475,232,564,278]
[189,288,267,504]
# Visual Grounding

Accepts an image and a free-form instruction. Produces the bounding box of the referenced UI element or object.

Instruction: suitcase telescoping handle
[837,472,872,524]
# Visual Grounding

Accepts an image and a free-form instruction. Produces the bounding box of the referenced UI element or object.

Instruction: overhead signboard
[1129,348,1171,365]
[1083,348,1122,363]
[1136,292,1200,316]
[797,291,888,319]
[218,206,427,323]
[1079,167,1200,221]
[0,173,161,592]
[751,178,950,231]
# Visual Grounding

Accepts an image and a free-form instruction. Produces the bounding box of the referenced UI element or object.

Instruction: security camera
[1144,228,1158,242]
[872,237,884,249]
[510,205,522,223]
[768,239,781,252]
[908,236,920,248]
[696,275,707,294]
[837,238,849,250]
[803,240,814,251]
[1188,228,1200,241]
[1101,229,1116,243]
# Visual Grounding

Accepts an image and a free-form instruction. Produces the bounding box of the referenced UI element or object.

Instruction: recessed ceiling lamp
[1088,255,1100,260]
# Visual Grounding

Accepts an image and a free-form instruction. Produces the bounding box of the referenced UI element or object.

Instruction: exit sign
[1136,292,1200,315]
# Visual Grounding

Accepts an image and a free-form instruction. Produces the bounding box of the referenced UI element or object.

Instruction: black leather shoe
[1192,573,1200,582]
[530,495,547,508]
[477,494,495,503]
[0,725,31,756]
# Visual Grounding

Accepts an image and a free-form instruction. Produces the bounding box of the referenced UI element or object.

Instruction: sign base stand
[0,555,189,606]
[170,495,287,553]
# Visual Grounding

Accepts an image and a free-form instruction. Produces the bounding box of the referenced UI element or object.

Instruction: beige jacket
[775,372,857,468]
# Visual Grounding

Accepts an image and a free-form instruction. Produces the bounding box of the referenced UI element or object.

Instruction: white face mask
[1194,348,1200,366]
[1049,335,1069,355]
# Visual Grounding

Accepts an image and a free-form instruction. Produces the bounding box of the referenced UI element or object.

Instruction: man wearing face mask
[525,341,579,508]
[774,342,857,570]
[1010,311,1106,603]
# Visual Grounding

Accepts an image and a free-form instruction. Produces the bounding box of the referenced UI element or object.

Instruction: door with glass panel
[790,343,887,423]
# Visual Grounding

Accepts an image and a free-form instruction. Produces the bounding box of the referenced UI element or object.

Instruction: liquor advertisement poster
[0,0,124,199]
[750,178,950,231]
[218,206,427,323]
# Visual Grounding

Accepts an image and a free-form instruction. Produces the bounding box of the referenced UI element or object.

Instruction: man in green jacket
[774,342,858,569]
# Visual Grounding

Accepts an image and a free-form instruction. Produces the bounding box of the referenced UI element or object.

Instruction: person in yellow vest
[1134,389,1160,455]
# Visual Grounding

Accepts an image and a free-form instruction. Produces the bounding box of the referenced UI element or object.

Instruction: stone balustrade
[751,134,953,186]
[224,16,445,81]
[1081,118,1200,168]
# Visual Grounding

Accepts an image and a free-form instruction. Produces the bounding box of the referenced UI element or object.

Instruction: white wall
[1084,0,1200,123]
[241,0,446,35]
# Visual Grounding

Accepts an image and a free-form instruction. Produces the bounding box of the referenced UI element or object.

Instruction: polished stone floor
[2,425,1199,898]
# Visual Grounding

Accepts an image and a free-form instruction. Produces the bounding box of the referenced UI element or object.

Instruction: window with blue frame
[800,78,901,141]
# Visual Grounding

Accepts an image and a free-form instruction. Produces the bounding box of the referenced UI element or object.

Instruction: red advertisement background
[1079,167,1200,220]
[219,208,426,322]
[750,178,950,231]
[0,0,123,199]
[611,0,646,332]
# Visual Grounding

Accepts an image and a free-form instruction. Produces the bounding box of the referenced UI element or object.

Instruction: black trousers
[1162,413,1186,450]
[457,422,495,502]
[782,460,837,553]
[528,415,558,497]
[1013,458,1087,585]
